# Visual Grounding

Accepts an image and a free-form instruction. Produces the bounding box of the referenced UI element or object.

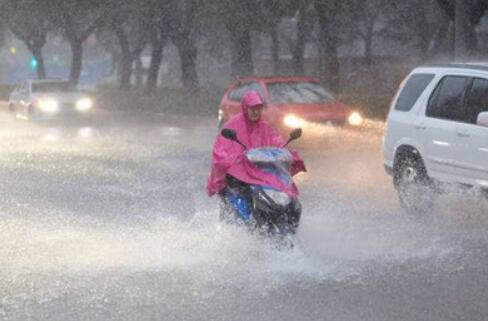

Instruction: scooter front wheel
[218,196,235,223]
[270,232,295,250]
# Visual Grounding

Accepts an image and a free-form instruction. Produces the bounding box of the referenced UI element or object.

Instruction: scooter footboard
[219,187,253,222]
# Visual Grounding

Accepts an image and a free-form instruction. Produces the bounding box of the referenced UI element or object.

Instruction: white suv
[384,63,488,215]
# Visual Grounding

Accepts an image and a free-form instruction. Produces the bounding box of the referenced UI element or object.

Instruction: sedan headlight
[264,189,291,207]
[348,111,363,126]
[37,99,59,114]
[76,98,93,112]
[283,114,307,128]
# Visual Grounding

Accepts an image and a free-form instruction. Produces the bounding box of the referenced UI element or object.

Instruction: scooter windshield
[246,147,293,187]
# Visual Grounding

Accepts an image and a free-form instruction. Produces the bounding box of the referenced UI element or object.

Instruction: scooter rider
[206,91,306,199]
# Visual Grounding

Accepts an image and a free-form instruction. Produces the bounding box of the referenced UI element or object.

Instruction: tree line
[0,0,485,92]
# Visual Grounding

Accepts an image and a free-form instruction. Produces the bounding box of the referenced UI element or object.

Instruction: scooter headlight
[263,189,291,207]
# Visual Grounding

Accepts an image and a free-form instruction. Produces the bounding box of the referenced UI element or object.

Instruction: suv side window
[465,78,488,125]
[228,82,264,102]
[18,81,27,93]
[426,76,470,122]
[21,81,30,94]
[394,73,435,112]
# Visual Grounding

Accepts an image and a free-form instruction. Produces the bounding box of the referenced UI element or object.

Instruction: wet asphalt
[0,107,487,321]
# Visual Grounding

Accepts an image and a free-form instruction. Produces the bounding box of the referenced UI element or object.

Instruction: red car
[218,76,363,130]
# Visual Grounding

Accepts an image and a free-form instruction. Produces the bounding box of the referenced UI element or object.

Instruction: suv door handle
[457,130,470,138]
[415,125,427,130]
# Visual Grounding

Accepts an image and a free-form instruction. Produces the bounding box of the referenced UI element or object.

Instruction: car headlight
[264,189,291,207]
[76,98,93,112]
[348,111,363,126]
[37,99,59,114]
[283,114,307,128]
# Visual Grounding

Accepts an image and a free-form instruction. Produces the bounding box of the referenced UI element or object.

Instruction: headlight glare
[348,112,363,126]
[37,99,59,114]
[76,98,93,112]
[283,114,307,128]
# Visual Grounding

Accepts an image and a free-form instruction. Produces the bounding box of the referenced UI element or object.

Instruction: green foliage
[202,0,301,32]
[380,0,438,43]
[313,0,368,45]
[44,0,108,40]
[0,0,51,45]
[107,0,153,43]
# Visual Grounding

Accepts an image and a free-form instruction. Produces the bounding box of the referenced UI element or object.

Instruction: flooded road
[0,109,487,321]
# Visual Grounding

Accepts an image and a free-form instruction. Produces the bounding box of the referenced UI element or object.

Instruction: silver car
[8,79,94,120]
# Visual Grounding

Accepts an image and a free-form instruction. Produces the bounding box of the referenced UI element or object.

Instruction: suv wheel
[394,155,435,217]
[482,188,488,200]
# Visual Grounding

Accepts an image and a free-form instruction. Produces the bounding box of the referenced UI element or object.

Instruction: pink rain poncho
[206,91,306,196]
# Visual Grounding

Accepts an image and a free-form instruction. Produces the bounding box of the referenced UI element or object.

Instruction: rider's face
[247,105,264,122]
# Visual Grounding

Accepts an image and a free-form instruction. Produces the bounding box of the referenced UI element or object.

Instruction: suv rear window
[394,73,435,111]
[426,76,470,122]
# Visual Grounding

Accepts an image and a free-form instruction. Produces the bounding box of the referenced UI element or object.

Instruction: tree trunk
[166,0,199,93]
[229,24,253,77]
[315,0,340,92]
[119,53,132,91]
[417,0,431,59]
[115,26,133,91]
[110,50,121,77]
[11,28,48,79]
[364,24,374,66]
[449,21,456,58]
[146,33,164,93]
[429,18,452,58]
[436,0,454,18]
[270,24,280,74]
[292,9,308,74]
[31,45,46,79]
[455,0,475,59]
[176,40,198,93]
[69,40,83,85]
[134,56,143,87]
[119,60,132,90]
